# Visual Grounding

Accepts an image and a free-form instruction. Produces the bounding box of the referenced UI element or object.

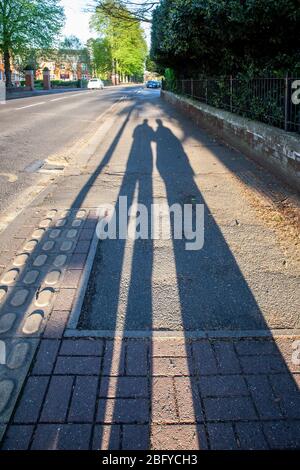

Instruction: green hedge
[164,76,287,130]
[19,79,88,89]
[51,80,80,88]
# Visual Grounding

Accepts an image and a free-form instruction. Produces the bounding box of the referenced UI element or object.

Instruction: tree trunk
[4,48,12,88]
[112,58,116,85]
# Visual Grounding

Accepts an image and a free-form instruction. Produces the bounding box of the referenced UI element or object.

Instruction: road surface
[0,86,139,227]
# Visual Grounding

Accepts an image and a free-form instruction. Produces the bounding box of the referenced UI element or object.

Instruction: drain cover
[24,160,44,173]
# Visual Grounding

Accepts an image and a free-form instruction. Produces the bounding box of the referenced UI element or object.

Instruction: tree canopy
[0,0,65,86]
[90,1,147,80]
[91,0,159,23]
[59,35,83,50]
[151,0,300,77]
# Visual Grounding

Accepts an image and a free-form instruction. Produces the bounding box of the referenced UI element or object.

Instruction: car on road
[146,80,161,89]
[87,78,104,90]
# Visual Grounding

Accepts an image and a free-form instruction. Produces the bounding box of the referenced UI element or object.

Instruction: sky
[61,0,94,44]
[61,0,151,47]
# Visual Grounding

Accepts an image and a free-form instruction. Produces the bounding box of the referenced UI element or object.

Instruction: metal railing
[163,77,300,134]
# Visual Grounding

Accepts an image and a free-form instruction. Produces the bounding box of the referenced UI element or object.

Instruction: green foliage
[33,79,43,89]
[164,68,176,81]
[164,76,286,129]
[88,37,112,78]
[151,0,300,77]
[51,80,81,88]
[145,55,158,73]
[59,36,83,50]
[0,0,65,86]
[93,0,158,23]
[20,79,82,89]
[90,0,147,78]
[14,47,53,75]
[0,0,65,54]
[230,81,285,127]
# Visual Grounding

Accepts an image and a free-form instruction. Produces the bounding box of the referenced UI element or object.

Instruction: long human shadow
[154,117,300,449]
[155,117,266,331]
[1,90,299,450]
[0,100,137,447]
[92,110,300,449]
[93,119,154,448]
[71,93,299,449]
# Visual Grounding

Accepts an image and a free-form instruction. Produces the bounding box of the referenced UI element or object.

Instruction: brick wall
[161,91,300,192]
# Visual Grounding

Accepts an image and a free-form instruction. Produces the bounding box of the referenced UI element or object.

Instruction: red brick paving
[2,336,300,450]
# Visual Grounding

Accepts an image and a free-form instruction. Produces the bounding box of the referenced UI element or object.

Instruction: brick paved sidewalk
[2,336,300,450]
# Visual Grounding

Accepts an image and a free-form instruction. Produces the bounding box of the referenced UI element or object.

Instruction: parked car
[146,80,161,89]
[87,78,104,90]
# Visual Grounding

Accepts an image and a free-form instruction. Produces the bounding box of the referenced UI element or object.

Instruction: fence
[163,77,300,134]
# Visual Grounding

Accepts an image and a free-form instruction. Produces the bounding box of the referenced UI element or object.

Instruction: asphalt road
[0,86,140,225]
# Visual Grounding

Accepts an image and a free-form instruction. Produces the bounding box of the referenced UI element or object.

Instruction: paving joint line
[64,328,300,339]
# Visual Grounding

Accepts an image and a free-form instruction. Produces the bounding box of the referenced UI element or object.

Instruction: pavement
[5,88,84,100]
[0,87,299,450]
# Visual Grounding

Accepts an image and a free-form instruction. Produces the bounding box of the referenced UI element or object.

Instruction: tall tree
[0,0,65,87]
[91,0,159,23]
[91,1,147,81]
[151,0,300,77]
[88,37,113,79]
[60,35,83,50]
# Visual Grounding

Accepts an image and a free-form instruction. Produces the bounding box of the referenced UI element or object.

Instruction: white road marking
[11,88,133,112]
[14,91,92,110]
[50,92,91,102]
[15,102,46,110]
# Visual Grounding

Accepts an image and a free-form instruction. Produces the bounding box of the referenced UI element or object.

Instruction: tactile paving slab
[0,207,97,440]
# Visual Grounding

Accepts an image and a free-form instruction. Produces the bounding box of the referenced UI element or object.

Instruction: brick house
[36,50,91,82]
[0,49,91,85]
[0,56,24,84]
